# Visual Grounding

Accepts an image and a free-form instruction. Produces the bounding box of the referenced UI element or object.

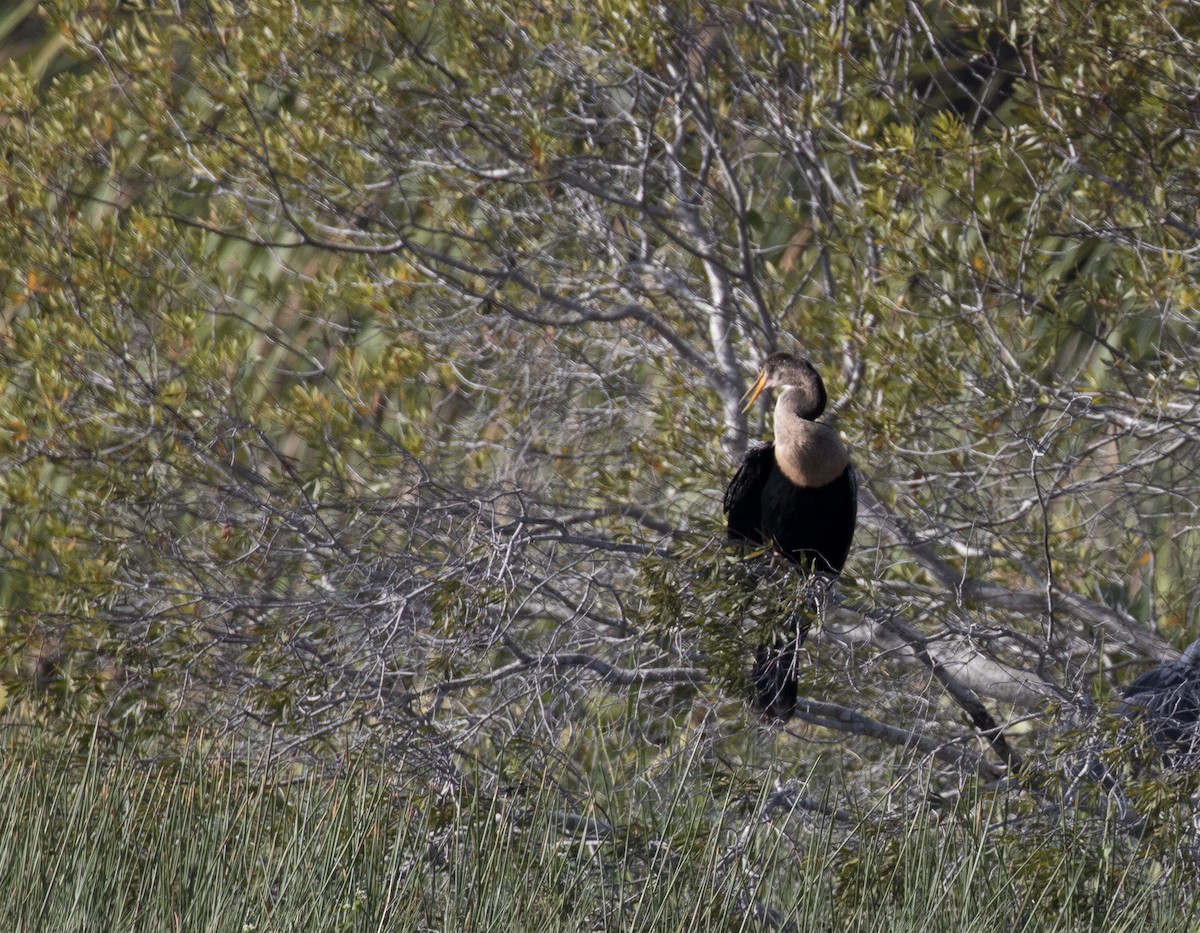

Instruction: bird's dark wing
[848,462,858,518]
[1124,661,1194,699]
[834,463,859,572]
[1120,660,1200,745]
[723,442,775,544]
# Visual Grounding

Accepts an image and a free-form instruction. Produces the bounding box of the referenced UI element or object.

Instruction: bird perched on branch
[1118,637,1200,767]
[724,353,857,719]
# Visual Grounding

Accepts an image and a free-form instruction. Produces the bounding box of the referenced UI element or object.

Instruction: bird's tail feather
[752,620,807,720]
[748,579,826,721]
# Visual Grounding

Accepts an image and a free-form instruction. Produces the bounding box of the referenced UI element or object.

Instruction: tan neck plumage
[774,393,850,488]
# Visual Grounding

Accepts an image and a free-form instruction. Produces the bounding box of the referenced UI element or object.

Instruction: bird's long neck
[774,389,849,488]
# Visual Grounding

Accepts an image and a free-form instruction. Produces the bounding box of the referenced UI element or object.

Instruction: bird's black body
[725,444,857,574]
[723,353,857,719]
[1119,638,1200,763]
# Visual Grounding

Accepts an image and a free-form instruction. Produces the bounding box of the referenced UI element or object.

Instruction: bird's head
[741,353,827,419]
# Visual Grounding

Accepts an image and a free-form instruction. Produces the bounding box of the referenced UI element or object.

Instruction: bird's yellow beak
[740,369,768,413]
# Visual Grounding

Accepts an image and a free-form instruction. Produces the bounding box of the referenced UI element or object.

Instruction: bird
[723,352,857,719]
[1118,637,1200,766]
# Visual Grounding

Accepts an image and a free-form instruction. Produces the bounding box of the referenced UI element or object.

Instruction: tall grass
[0,737,1193,931]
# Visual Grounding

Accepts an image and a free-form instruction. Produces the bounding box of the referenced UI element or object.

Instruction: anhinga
[1118,637,1200,766]
[723,353,857,719]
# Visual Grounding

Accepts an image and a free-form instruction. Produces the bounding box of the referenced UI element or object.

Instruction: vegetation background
[2,0,1200,928]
